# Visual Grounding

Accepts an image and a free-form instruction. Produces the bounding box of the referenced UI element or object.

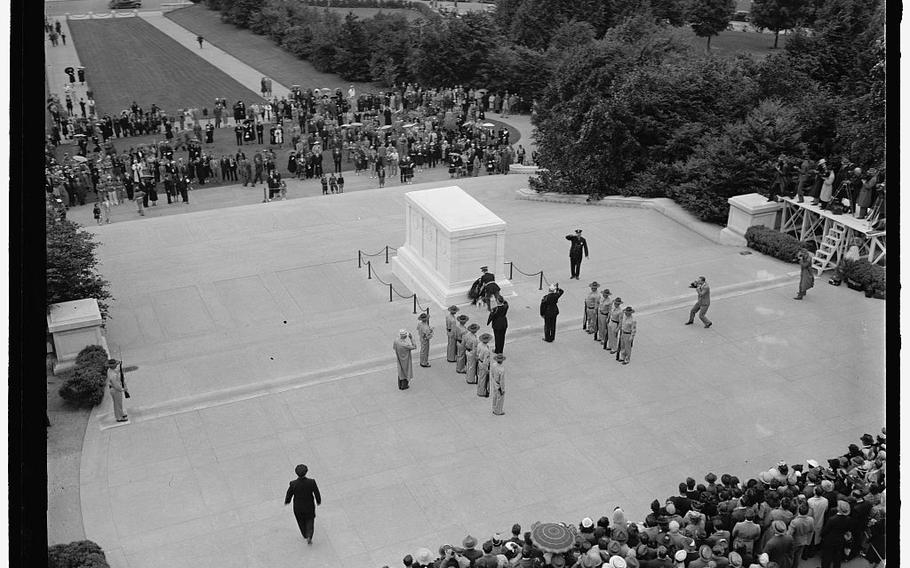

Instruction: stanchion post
[389,284,393,303]
[358,250,362,268]
[539,272,543,290]
[412,294,417,314]
[385,245,389,264]
[509,261,513,280]
[367,260,371,279]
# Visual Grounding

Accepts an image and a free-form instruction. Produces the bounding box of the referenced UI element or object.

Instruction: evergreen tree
[334,12,372,82]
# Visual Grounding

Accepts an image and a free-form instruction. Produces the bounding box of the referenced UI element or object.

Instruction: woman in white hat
[393,329,416,390]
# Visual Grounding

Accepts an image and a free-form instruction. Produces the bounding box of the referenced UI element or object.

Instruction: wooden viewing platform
[779,197,885,273]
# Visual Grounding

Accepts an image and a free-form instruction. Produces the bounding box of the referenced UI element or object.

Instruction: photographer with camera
[685,276,712,328]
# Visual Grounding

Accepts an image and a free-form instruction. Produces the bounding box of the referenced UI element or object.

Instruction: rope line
[392,286,414,300]
[512,265,543,277]
[370,270,391,286]
[360,247,390,257]
[364,255,425,308]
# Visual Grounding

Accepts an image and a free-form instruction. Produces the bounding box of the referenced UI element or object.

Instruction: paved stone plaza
[76,173,885,568]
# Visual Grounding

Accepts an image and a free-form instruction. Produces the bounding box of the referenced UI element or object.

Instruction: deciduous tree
[687,0,734,51]
[750,0,805,48]
[46,211,112,319]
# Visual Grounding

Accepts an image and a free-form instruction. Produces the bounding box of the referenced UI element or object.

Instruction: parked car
[109,0,142,9]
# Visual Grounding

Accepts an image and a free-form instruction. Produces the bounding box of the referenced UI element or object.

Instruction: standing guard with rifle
[106,358,130,422]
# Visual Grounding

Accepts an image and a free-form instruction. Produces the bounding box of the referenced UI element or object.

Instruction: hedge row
[840,259,886,297]
[48,540,110,568]
[58,345,109,407]
[744,226,804,263]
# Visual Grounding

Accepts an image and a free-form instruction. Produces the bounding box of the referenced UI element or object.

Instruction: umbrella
[72,155,88,163]
[380,125,392,130]
[350,122,363,127]
[482,122,495,128]
[402,123,416,128]
[340,124,351,128]
[530,522,576,553]
[463,121,474,127]
[322,87,333,92]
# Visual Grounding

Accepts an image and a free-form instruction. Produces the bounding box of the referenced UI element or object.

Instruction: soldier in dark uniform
[256,122,264,144]
[565,229,589,279]
[234,123,243,146]
[205,122,214,144]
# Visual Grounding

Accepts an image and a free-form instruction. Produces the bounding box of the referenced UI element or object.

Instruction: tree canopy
[688,0,735,50]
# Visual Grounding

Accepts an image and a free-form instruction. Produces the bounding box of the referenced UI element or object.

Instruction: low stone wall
[508,164,544,175]
[515,188,731,246]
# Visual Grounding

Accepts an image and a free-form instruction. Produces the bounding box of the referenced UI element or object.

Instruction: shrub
[48,540,110,568]
[74,345,109,369]
[59,345,109,407]
[744,226,804,263]
[841,258,886,297]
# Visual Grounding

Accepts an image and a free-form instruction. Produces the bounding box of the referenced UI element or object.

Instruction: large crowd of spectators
[387,431,886,568]
[45,82,536,212]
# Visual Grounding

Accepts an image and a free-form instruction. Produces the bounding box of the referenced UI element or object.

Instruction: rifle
[118,349,130,398]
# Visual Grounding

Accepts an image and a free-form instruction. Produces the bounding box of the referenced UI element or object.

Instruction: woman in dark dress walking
[284,464,322,544]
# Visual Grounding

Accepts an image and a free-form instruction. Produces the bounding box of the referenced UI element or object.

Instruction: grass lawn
[685,28,790,58]
[67,17,262,116]
[166,5,381,94]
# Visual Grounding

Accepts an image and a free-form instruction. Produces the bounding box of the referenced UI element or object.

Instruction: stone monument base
[392,250,514,309]
[391,186,516,309]
[720,193,783,246]
[47,298,108,374]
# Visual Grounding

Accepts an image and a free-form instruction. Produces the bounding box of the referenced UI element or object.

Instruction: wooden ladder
[811,223,846,276]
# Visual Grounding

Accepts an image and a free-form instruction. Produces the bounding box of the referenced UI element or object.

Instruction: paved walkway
[77,173,885,567]
[139,10,291,99]
[44,17,92,104]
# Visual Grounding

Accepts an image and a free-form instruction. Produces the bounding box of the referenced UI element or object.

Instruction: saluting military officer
[584,281,601,335]
[595,289,612,342]
[604,297,623,353]
[617,306,637,365]
[490,353,506,415]
[464,322,480,384]
[445,305,459,363]
[454,314,470,373]
[475,333,492,397]
[416,312,433,368]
